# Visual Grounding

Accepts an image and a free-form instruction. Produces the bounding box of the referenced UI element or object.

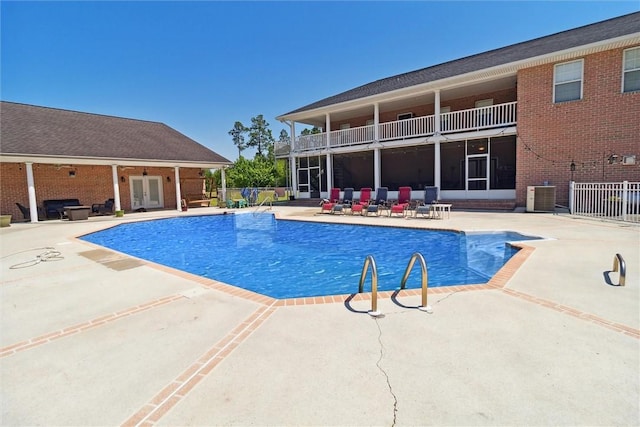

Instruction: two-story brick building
[275,12,640,209]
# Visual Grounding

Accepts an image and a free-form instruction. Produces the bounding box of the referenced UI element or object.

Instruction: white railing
[570,181,640,223]
[294,133,327,152]
[379,115,434,141]
[441,101,517,134]
[329,124,375,147]
[277,101,518,156]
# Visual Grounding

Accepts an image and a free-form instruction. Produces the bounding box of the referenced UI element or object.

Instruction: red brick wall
[0,163,204,221]
[516,46,640,206]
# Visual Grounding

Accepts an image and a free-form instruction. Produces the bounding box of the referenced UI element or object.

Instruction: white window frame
[622,46,640,93]
[553,59,583,103]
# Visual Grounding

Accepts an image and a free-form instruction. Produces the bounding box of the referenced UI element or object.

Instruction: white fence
[570,181,640,223]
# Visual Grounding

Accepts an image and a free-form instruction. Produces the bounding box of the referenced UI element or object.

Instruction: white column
[326,154,333,192]
[374,103,379,141]
[434,90,442,190]
[174,167,182,211]
[374,148,381,190]
[434,142,441,191]
[434,90,441,135]
[25,162,38,223]
[325,113,332,192]
[220,167,227,205]
[325,113,331,148]
[289,122,297,197]
[111,165,122,211]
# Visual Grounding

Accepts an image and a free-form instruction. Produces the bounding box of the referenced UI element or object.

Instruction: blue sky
[2,1,638,162]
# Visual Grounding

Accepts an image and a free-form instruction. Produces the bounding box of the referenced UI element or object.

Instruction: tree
[228,121,248,158]
[226,156,277,187]
[247,114,274,158]
[300,126,322,135]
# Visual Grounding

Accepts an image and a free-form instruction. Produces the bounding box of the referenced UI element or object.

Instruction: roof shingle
[0,102,231,165]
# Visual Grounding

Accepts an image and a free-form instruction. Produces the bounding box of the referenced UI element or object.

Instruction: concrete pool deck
[1,206,638,426]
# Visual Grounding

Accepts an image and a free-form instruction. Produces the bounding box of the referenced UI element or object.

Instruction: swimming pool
[80,213,541,299]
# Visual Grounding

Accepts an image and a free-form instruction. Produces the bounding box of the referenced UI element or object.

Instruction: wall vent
[526,186,556,212]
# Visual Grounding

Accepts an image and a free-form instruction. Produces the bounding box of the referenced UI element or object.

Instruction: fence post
[622,181,629,222]
[569,181,575,214]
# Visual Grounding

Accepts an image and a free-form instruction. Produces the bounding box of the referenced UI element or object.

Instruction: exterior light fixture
[570,160,576,181]
[142,168,148,176]
[120,176,126,183]
[166,176,171,183]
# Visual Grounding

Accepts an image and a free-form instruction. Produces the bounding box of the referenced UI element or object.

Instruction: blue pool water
[80,213,541,299]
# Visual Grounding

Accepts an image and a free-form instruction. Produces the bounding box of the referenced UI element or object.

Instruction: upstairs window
[623,47,640,93]
[554,60,583,103]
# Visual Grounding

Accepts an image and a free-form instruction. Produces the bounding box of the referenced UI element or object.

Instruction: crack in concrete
[374,317,398,427]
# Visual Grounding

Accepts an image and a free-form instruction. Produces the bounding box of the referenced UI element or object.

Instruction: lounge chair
[91,198,115,215]
[351,187,372,215]
[414,186,439,218]
[365,187,388,216]
[389,186,412,217]
[332,187,354,214]
[321,188,341,214]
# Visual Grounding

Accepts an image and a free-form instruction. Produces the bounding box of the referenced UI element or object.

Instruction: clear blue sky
[2,1,638,162]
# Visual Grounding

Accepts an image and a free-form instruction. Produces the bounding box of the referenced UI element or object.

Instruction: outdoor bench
[43,199,81,219]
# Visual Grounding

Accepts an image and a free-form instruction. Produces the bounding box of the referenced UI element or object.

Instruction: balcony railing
[277,101,517,156]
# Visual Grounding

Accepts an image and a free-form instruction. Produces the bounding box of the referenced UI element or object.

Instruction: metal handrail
[612,253,626,286]
[252,196,273,216]
[358,255,381,316]
[400,252,432,313]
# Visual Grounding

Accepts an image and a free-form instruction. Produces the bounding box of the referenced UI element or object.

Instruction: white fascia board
[0,154,231,169]
[279,34,640,123]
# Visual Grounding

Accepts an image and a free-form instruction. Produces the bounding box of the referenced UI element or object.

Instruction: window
[623,47,640,93]
[397,112,413,120]
[440,106,451,131]
[554,60,583,103]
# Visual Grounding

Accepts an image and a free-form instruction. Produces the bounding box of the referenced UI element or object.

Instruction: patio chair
[365,187,388,216]
[332,187,354,214]
[414,186,439,218]
[16,202,46,221]
[91,198,115,215]
[351,187,372,215]
[321,188,341,214]
[389,186,412,217]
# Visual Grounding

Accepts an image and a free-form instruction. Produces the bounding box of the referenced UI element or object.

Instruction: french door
[130,176,164,210]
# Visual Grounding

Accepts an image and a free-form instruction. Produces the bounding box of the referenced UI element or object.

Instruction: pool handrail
[611,253,626,286]
[400,252,433,313]
[252,196,273,216]
[358,255,381,317]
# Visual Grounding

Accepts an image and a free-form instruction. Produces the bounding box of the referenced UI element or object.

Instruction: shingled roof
[280,12,640,117]
[0,101,231,165]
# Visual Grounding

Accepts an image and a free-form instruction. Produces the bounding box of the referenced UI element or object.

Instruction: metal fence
[569,181,640,223]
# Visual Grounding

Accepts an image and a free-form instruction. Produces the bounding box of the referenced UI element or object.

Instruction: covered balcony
[275,101,517,157]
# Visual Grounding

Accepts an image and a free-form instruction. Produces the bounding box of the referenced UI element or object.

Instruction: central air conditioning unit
[526,186,556,212]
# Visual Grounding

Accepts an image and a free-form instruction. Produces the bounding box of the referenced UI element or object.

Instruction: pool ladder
[358,252,432,317]
[611,253,626,286]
